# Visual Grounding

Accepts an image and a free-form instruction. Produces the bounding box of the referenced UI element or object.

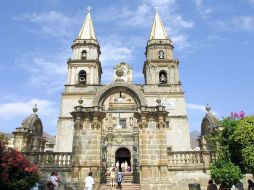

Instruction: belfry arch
[92,82,147,108]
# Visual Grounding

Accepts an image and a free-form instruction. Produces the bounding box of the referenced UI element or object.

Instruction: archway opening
[115,147,131,172]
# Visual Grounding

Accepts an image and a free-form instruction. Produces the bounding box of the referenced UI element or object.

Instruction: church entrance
[115,147,131,172]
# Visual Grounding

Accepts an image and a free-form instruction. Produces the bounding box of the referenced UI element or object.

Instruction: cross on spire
[154,6,159,12]
[87,6,92,13]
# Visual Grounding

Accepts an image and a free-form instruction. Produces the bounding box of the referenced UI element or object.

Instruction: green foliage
[210,115,254,187]
[231,116,254,174]
[0,139,40,190]
[210,158,242,188]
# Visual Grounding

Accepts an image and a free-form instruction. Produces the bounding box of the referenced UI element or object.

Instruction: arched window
[79,70,86,84]
[159,50,164,59]
[159,70,167,84]
[81,50,87,60]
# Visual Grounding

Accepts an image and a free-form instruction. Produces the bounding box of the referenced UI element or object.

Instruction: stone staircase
[98,172,140,190]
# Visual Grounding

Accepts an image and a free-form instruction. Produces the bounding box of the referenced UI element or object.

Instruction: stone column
[69,105,105,189]
[70,104,86,183]
[135,105,169,190]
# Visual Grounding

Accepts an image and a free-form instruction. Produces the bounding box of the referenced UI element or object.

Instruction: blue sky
[0,0,254,135]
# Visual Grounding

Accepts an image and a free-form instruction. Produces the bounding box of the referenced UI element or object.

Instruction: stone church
[11,9,217,190]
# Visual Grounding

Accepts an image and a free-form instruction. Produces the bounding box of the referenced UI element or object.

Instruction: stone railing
[168,150,216,170]
[23,152,72,168]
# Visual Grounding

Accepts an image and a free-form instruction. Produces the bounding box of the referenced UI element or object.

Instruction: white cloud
[187,103,217,115]
[96,1,193,52]
[187,103,206,112]
[0,99,58,134]
[193,0,214,19]
[15,51,68,94]
[207,35,224,42]
[232,16,254,31]
[14,11,80,38]
[215,16,254,32]
[100,34,134,83]
[171,34,191,50]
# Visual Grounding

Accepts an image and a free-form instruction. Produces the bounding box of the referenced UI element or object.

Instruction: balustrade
[23,152,72,167]
[168,151,216,167]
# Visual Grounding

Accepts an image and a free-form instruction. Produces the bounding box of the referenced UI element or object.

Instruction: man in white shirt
[84,172,94,190]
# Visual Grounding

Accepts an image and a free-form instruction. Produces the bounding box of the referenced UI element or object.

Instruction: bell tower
[67,8,102,85]
[143,9,180,85]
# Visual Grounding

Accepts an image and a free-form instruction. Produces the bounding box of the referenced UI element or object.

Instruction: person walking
[116,171,123,190]
[110,167,116,190]
[207,179,217,190]
[84,172,94,190]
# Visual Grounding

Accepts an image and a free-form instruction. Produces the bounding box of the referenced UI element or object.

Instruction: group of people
[83,167,123,190]
[108,165,124,190]
[115,161,130,172]
[207,179,254,190]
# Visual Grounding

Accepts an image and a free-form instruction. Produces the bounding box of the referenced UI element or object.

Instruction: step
[99,183,140,190]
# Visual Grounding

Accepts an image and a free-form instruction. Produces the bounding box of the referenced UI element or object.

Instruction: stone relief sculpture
[91,120,101,129]
[74,119,83,130]
[157,120,166,128]
[138,120,148,129]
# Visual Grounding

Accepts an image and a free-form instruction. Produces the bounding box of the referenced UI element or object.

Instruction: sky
[0,0,253,135]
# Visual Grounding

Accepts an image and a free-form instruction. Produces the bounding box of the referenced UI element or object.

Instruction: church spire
[78,7,96,40]
[149,9,169,40]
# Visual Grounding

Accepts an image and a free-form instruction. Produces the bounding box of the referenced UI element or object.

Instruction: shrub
[210,158,242,188]
[0,139,40,190]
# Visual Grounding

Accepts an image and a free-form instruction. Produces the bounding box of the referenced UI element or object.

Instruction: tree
[210,157,242,188]
[210,113,254,188]
[0,139,40,190]
[231,116,254,174]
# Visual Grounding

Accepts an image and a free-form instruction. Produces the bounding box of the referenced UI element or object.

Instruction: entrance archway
[115,147,131,172]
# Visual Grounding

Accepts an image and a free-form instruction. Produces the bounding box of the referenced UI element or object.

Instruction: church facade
[12,9,216,190]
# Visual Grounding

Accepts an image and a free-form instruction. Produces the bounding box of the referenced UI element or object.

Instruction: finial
[154,6,159,13]
[33,104,38,113]
[78,97,83,105]
[205,103,211,113]
[87,6,92,13]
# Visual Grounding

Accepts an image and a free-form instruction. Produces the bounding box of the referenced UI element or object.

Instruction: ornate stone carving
[157,117,166,128]
[138,120,148,129]
[157,120,166,128]
[199,135,208,151]
[160,166,168,178]
[74,119,83,130]
[91,120,101,129]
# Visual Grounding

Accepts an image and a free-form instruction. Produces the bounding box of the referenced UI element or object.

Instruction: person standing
[110,167,116,190]
[84,172,94,190]
[116,171,123,190]
[54,172,60,190]
[47,172,57,190]
[207,179,217,190]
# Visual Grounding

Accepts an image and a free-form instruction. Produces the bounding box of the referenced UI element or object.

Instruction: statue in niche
[148,64,156,84]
